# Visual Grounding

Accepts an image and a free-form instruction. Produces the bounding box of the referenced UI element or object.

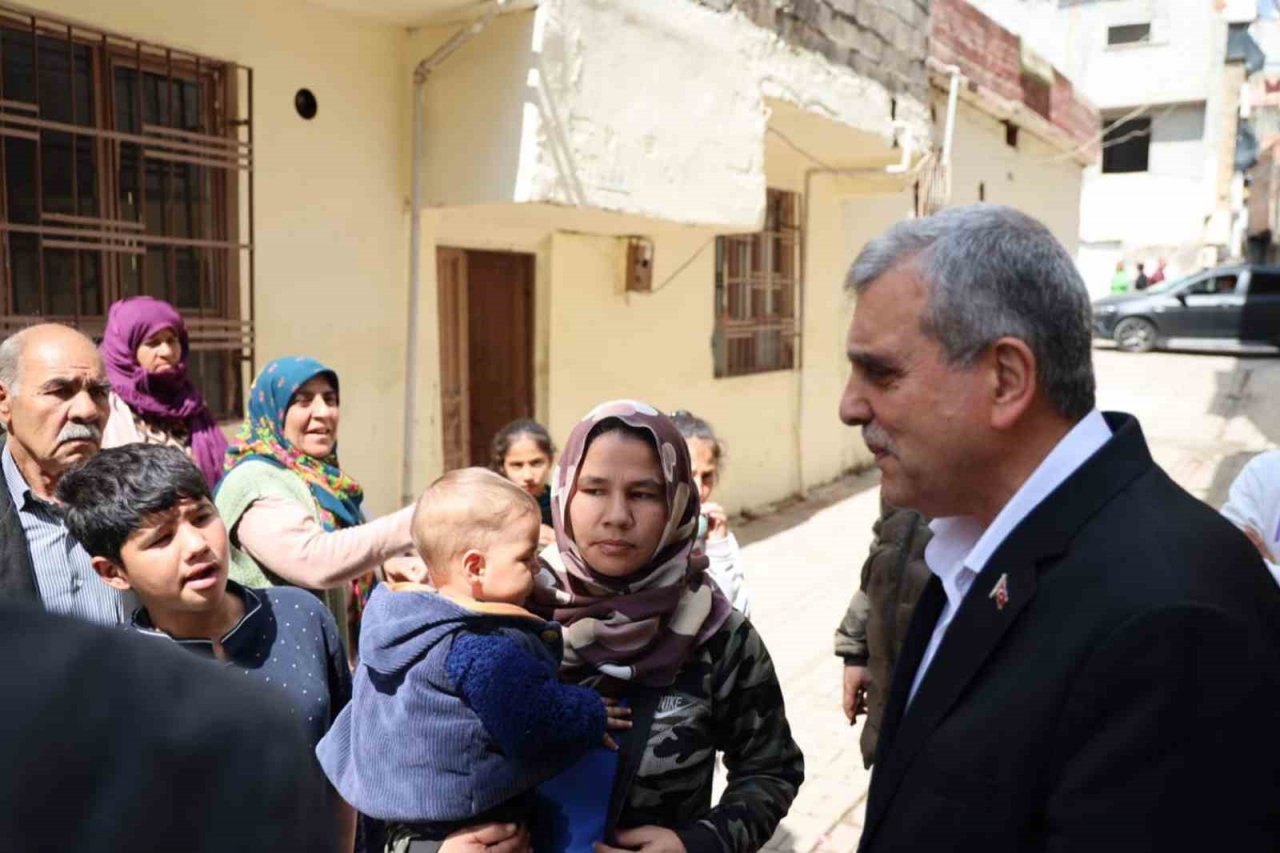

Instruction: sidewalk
[731,471,883,853]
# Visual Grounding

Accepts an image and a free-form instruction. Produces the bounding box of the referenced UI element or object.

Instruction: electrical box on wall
[625,237,654,292]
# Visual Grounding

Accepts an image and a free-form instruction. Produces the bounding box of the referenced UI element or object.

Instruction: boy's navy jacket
[316,584,606,823]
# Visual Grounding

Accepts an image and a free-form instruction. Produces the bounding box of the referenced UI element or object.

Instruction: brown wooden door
[464,250,534,466]
[436,248,534,471]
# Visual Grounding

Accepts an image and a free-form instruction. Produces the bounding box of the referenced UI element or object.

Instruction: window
[1249,272,1280,295]
[1108,24,1151,46]
[1004,121,1019,148]
[713,189,799,377]
[0,6,253,419]
[1101,117,1151,173]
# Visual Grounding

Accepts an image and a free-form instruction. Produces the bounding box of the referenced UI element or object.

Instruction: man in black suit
[0,600,336,851]
[840,204,1280,852]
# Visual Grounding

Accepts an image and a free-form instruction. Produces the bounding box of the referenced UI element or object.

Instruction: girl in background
[491,418,557,547]
[671,410,751,617]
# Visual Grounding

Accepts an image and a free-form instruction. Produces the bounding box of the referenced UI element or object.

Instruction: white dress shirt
[907,409,1113,705]
[1220,449,1280,587]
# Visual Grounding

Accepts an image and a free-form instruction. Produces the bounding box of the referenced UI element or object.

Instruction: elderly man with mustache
[0,323,132,624]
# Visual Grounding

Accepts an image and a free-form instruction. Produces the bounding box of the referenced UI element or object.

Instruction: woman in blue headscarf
[215,357,418,656]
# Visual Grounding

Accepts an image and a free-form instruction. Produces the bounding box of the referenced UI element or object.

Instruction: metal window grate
[713,188,800,378]
[0,3,253,420]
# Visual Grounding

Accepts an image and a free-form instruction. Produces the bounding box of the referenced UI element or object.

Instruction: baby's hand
[602,697,632,750]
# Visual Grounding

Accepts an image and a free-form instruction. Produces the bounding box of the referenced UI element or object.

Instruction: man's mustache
[57,423,102,446]
[862,423,899,456]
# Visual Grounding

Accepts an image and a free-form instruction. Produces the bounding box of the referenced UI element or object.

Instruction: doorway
[436,247,535,470]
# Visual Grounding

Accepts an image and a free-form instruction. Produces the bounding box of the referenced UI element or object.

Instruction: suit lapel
[0,440,39,600]
[871,576,943,769]
[860,413,1155,847]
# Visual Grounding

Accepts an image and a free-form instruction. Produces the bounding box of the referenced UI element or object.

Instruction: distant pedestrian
[491,418,557,547]
[670,409,751,616]
[99,296,229,489]
[1149,257,1167,286]
[1134,262,1149,290]
[834,499,931,767]
[1110,260,1131,294]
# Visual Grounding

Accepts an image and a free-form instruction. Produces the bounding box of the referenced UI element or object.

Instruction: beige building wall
[30,0,414,515]
[29,0,928,518]
[421,136,915,515]
[943,95,1086,255]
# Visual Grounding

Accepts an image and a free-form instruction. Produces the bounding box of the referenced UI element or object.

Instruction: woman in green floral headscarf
[215,356,419,656]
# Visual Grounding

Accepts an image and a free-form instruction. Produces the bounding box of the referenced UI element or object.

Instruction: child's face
[502,436,552,497]
[686,437,718,504]
[102,497,230,613]
[474,510,541,605]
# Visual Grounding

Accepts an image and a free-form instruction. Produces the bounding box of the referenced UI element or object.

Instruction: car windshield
[1143,275,1192,295]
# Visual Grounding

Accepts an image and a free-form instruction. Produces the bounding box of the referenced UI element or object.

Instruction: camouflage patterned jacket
[612,610,804,853]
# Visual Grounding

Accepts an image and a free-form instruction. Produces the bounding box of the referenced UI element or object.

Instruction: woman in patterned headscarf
[214,356,418,657]
[533,400,803,853]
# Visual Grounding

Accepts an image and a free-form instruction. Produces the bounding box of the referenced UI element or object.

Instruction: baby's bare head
[412,467,541,584]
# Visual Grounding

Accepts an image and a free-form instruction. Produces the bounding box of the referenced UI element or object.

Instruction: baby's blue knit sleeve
[446,632,606,760]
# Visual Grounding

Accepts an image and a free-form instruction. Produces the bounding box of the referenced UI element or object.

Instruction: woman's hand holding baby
[602,696,632,750]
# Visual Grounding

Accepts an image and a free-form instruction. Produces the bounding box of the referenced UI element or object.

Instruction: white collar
[925,409,1112,596]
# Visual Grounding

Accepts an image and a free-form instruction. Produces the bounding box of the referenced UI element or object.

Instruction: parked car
[1092,264,1280,353]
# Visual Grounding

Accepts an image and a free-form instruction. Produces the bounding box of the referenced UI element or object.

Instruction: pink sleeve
[234,497,416,589]
[101,394,142,449]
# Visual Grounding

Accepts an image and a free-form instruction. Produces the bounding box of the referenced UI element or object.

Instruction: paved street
[737,348,1280,852]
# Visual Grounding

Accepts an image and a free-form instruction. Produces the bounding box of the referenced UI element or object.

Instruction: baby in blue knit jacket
[316,468,628,842]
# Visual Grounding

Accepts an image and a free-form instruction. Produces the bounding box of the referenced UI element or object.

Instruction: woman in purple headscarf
[100,297,229,488]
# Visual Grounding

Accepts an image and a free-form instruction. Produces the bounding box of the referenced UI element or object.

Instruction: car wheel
[1114,317,1157,353]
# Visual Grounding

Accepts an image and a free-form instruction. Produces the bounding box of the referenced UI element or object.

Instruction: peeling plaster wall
[415,0,928,230]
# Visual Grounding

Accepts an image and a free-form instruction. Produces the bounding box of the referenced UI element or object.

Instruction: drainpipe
[939,63,962,203]
[401,0,509,506]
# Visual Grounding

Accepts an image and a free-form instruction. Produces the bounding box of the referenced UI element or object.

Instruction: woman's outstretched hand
[595,826,686,853]
[602,696,632,750]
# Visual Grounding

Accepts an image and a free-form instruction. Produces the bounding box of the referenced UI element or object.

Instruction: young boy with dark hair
[316,467,629,849]
[57,443,357,849]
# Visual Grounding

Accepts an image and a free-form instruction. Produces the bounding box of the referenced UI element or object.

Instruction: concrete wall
[692,0,931,102]
[1079,104,1213,250]
[943,95,1085,256]
[29,0,413,515]
[969,0,1234,110]
[410,0,928,232]
[419,139,914,514]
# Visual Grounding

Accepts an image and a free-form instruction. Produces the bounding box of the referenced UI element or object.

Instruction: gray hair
[847,204,1095,420]
[0,328,29,395]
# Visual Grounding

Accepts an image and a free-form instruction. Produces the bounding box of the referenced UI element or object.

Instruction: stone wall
[693,0,930,100]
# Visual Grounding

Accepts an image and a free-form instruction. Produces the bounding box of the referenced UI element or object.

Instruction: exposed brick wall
[693,0,931,100]
[931,0,1099,155]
